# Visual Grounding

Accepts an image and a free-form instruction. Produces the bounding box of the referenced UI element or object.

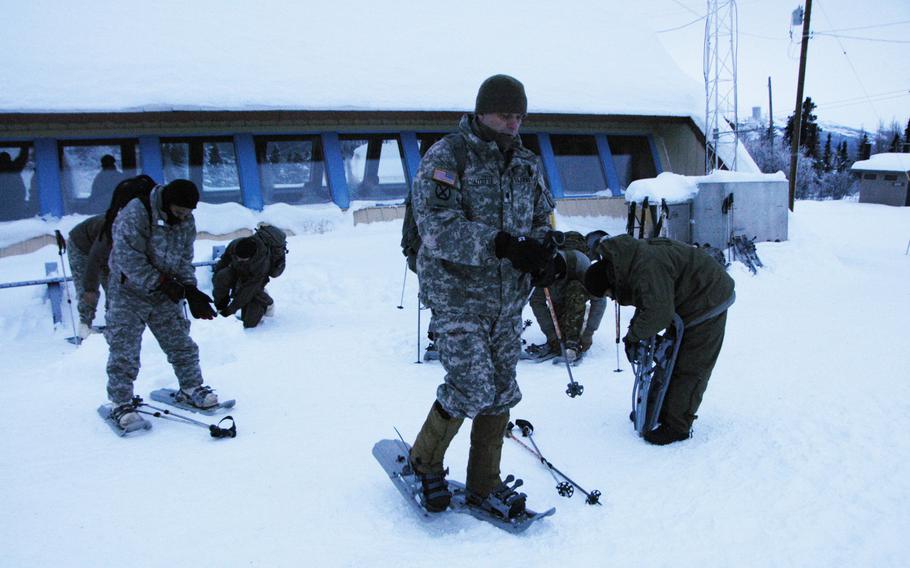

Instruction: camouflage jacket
[412,114,554,316]
[593,235,735,342]
[110,185,197,297]
[212,234,272,312]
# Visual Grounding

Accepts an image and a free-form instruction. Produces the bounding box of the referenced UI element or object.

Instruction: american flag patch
[432,169,457,187]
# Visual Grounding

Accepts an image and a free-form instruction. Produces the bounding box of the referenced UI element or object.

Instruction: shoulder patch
[432,169,457,187]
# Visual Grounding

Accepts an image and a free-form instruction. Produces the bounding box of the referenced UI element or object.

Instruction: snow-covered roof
[851,153,910,173]
[625,171,786,204]
[3,2,701,118]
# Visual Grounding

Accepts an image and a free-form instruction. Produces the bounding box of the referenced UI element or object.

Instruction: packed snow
[1,200,909,567]
[624,170,787,204]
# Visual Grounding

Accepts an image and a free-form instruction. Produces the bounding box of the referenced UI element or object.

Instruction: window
[59,140,139,215]
[862,173,877,180]
[608,135,657,191]
[255,136,330,205]
[883,174,898,181]
[339,134,408,202]
[550,134,607,196]
[0,143,37,221]
[161,137,241,204]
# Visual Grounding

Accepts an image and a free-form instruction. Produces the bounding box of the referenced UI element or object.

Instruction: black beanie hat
[162,179,200,209]
[235,237,256,259]
[475,74,527,115]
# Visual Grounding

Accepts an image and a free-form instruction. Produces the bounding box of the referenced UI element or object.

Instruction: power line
[815,18,910,33]
[812,32,910,44]
[656,13,707,33]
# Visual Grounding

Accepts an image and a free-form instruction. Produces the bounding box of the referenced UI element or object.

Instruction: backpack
[400,133,468,271]
[255,224,288,277]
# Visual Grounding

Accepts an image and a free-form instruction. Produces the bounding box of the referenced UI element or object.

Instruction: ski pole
[614,301,622,373]
[135,398,236,439]
[507,419,602,505]
[415,294,423,364]
[543,287,583,398]
[54,230,81,346]
[397,260,408,309]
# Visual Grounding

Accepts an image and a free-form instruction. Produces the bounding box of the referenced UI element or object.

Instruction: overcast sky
[645,0,910,131]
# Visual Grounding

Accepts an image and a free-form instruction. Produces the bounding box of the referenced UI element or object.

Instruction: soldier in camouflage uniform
[525,231,607,362]
[408,75,558,518]
[584,234,735,445]
[67,213,105,339]
[213,224,287,328]
[103,179,218,430]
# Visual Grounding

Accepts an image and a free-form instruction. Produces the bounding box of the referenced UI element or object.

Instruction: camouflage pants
[67,246,109,326]
[661,311,728,432]
[432,310,523,419]
[105,280,203,404]
[529,281,588,345]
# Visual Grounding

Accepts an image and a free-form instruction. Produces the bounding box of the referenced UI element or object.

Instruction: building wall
[857,171,910,207]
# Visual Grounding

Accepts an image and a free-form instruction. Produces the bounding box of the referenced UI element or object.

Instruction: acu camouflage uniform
[104,186,203,404]
[212,226,286,328]
[594,235,735,432]
[67,214,106,326]
[413,114,554,419]
[529,231,607,351]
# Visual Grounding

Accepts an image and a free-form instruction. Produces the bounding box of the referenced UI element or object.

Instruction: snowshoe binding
[149,386,235,416]
[466,475,528,520]
[520,343,559,363]
[97,399,151,437]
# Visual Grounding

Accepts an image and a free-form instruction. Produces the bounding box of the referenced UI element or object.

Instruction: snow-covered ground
[1,200,909,567]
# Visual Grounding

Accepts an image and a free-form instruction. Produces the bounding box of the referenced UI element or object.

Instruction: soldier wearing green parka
[584,234,735,445]
[408,74,558,519]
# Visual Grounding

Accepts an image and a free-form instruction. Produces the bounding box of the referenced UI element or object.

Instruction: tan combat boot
[410,401,464,512]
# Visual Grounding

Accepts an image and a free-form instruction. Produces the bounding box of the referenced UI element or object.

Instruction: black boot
[410,401,464,512]
[643,424,691,446]
[467,475,528,519]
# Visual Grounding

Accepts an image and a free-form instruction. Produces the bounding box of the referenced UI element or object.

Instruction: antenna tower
[704,0,739,172]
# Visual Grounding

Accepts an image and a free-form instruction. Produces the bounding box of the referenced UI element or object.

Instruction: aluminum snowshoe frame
[631,314,684,436]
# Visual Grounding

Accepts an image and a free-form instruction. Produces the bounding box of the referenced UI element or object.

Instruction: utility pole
[767,77,774,143]
[788,0,812,211]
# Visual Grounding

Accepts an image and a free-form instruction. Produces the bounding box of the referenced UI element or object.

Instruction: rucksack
[401,133,468,271]
[255,224,288,277]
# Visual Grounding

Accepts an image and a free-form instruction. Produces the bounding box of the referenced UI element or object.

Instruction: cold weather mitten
[623,335,640,364]
[158,276,185,302]
[185,286,217,320]
[494,232,552,274]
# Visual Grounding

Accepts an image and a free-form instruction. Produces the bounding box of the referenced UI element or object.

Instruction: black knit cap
[235,237,256,259]
[161,179,200,209]
[475,74,527,115]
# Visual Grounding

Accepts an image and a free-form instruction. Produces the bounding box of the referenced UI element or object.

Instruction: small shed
[851,153,910,207]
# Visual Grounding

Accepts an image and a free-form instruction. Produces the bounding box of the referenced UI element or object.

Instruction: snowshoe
[423,342,440,362]
[97,402,151,437]
[149,387,235,416]
[520,343,559,363]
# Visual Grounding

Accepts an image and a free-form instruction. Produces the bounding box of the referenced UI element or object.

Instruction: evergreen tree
[835,140,850,172]
[784,97,821,159]
[889,132,901,153]
[822,133,833,173]
[904,118,910,153]
[857,130,871,161]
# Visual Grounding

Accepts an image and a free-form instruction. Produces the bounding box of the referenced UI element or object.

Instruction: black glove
[185,286,217,320]
[494,232,553,274]
[530,252,567,287]
[214,297,229,312]
[159,276,186,303]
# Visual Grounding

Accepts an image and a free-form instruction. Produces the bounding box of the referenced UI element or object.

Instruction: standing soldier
[583,234,735,445]
[408,74,558,518]
[213,224,287,328]
[103,179,218,430]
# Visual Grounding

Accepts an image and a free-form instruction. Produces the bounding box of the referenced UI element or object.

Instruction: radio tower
[704,0,739,172]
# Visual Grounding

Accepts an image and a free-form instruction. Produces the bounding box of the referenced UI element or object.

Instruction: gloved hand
[185,286,217,320]
[494,232,553,274]
[158,276,186,303]
[623,335,641,364]
[530,252,567,287]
